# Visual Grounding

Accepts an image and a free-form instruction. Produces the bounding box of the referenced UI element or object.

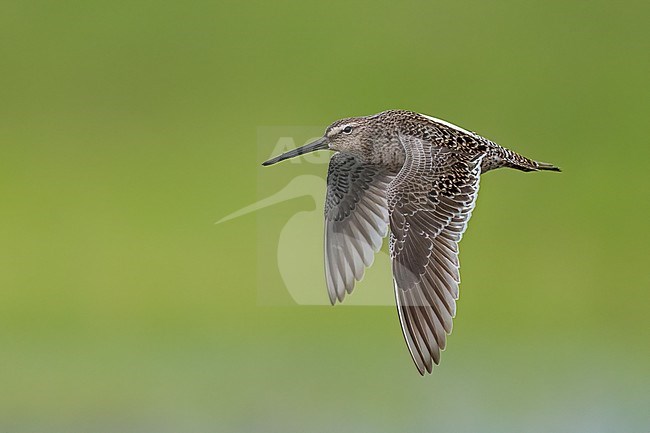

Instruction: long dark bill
[262,137,329,166]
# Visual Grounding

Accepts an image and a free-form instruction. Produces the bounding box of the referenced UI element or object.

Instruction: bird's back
[368,110,560,173]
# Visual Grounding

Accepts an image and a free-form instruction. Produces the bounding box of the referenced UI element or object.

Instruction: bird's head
[323,117,366,153]
[262,116,369,166]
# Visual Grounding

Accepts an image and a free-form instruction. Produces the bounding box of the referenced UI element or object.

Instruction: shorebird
[262,109,560,375]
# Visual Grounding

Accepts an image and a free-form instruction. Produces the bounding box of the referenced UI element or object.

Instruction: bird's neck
[357,135,405,173]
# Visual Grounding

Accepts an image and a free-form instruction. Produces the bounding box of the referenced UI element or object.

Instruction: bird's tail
[500,147,561,173]
[534,161,562,172]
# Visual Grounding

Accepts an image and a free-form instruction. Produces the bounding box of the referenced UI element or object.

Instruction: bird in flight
[262,110,560,374]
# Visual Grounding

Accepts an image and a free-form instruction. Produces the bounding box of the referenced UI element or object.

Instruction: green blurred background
[1,1,649,431]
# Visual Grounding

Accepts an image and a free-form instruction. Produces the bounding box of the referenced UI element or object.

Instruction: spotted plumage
[263,109,560,375]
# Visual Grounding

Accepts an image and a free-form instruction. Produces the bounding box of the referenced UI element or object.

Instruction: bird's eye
[342,126,353,134]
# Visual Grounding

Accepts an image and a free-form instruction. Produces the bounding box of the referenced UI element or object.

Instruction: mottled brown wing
[388,135,482,374]
[324,153,393,304]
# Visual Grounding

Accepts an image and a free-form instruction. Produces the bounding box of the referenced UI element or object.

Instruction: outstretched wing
[388,135,482,374]
[324,153,393,304]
